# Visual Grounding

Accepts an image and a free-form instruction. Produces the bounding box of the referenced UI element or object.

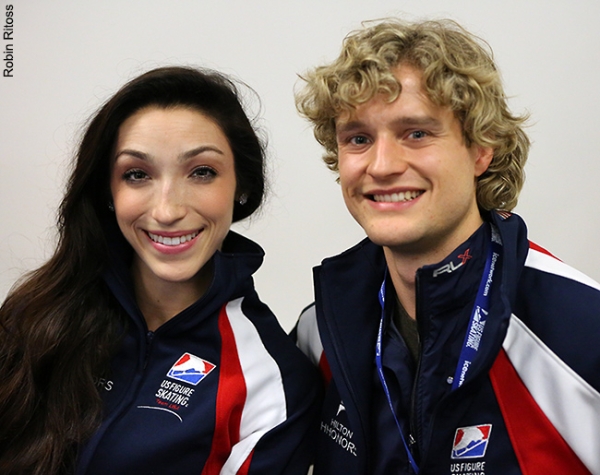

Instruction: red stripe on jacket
[528,241,560,260]
[201,305,248,475]
[489,349,590,475]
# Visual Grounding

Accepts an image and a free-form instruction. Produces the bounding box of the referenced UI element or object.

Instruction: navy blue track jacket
[76,231,320,475]
[296,212,600,475]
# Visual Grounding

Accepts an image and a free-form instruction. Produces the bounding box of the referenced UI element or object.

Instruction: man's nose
[366,136,408,178]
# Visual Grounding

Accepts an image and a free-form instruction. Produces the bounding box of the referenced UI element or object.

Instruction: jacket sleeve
[294,304,332,385]
[493,245,600,474]
[201,297,322,475]
[238,374,321,475]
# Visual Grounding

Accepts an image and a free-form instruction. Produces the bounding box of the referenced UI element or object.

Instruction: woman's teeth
[148,231,199,246]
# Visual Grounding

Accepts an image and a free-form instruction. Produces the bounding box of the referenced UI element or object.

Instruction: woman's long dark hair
[0,66,266,475]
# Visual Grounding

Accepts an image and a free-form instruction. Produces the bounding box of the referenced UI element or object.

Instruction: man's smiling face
[336,64,493,261]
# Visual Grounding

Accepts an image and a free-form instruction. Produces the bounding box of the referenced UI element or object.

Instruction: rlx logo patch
[433,249,473,277]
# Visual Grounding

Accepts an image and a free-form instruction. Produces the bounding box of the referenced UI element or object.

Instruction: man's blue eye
[410,130,428,139]
[350,136,369,145]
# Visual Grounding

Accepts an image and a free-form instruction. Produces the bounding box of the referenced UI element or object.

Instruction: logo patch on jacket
[167,352,216,386]
[320,399,358,457]
[433,248,472,277]
[451,424,492,459]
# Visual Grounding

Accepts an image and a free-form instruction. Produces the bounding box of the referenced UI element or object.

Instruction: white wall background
[1,1,599,331]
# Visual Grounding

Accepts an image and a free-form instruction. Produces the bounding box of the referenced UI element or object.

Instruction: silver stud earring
[108,202,115,212]
[238,194,248,205]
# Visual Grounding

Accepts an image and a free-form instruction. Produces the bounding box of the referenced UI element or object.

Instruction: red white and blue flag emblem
[167,353,216,386]
[451,424,492,459]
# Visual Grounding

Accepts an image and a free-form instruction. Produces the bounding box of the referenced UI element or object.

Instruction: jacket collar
[101,219,264,333]
[317,212,528,339]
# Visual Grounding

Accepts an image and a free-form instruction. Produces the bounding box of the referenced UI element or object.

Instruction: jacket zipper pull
[409,432,418,457]
[144,331,155,369]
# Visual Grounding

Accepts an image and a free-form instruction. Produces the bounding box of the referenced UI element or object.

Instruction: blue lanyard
[452,225,502,389]
[376,282,420,473]
[375,224,502,473]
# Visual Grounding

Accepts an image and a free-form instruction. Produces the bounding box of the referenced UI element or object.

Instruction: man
[294,18,600,475]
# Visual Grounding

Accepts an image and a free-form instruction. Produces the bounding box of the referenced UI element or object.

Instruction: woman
[0,67,319,475]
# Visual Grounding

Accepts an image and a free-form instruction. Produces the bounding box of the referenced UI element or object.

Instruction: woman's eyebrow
[114,148,150,161]
[178,145,224,162]
[114,145,225,162]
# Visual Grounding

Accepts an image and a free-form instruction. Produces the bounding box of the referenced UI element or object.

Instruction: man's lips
[369,190,424,202]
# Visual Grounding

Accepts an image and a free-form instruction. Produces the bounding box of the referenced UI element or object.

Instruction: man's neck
[383,247,421,320]
[383,217,486,320]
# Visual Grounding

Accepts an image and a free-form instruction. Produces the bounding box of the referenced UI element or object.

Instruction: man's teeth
[148,231,199,246]
[373,191,422,202]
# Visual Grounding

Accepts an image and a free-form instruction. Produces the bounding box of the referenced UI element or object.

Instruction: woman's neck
[131,260,213,331]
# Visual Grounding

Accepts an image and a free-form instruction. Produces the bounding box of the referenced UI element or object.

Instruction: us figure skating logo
[451,424,492,459]
[167,352,216,386]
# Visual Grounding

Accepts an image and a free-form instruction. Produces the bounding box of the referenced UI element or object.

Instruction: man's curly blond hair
[295,18,530,211]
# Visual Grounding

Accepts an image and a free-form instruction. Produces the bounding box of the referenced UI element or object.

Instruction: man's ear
[473,146,494,177]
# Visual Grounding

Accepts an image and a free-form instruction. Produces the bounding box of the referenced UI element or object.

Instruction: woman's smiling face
[110,106,237,291]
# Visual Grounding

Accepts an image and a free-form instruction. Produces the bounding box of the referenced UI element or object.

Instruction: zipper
[408,270,472,470]
[409,270,426,465]
[144,330,155,369]
[409,362,421,462]
[76,325,157,473]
